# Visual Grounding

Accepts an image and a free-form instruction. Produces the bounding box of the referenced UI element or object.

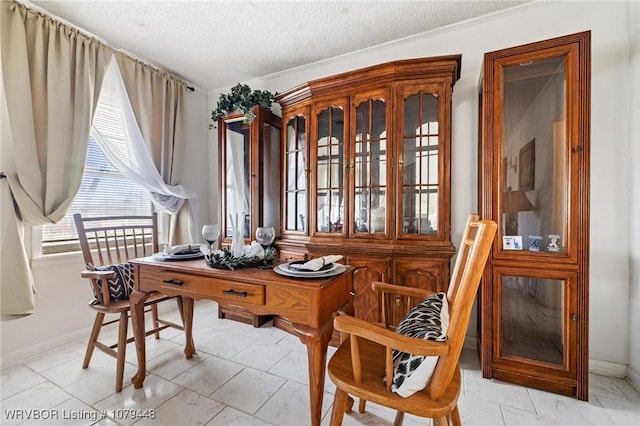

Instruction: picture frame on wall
[518,138,535,191]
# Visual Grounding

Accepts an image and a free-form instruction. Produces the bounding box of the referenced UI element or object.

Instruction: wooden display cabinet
[217,106,282,326]
[276,56,461,331]
[477,32,591,400]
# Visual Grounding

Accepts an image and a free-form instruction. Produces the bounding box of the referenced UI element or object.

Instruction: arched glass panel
[284,115,307,232]
[316,107,345,233]
[402,92,438,235]
[354,98,387,234]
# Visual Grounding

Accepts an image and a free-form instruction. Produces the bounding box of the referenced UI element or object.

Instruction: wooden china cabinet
[217,105,281,326]
[478,32,591,400]
[276,56,461,329]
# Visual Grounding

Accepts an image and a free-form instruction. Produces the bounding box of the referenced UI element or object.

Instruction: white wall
[182,88,213,230]
[233,0,634,375]
[627,0,640,389]
[2,1,635,382]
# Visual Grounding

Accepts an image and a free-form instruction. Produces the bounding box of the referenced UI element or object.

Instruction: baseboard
[627,365,640,391]
[0,327,90,370]
[1,303,186,371]
[589,358,628,378]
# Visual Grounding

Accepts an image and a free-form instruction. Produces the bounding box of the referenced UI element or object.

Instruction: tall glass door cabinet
[478,32,591,400]
[217,106,281,326]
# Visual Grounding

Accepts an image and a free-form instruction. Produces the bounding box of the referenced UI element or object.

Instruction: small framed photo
[503,235,523,250]
[528,235,543,251]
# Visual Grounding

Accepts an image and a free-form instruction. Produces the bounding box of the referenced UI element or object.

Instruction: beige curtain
[115,52,193,243]
[0,0,112,314]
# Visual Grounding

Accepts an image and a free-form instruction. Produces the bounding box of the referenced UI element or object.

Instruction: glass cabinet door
[315,103,346,234]
[261,119,281,236]
[493,52,576,377]
[352,91,389,236]
[283,113,307,233]
[398,85,444,238]
[497,270,575,370]
[219,108,281,243]
[222,118,251,239]
[499,56,568,254]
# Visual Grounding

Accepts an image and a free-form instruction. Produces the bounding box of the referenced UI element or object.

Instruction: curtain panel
[115,52,196,244]
[0,0,112,314]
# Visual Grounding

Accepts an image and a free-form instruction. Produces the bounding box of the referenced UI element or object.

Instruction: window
[41,102,153,254]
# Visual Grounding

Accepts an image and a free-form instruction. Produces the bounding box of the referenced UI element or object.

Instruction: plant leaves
[210,83,277,128]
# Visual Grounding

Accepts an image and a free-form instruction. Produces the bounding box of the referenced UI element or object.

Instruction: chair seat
[328,337,461,419]
[87,292,177,314]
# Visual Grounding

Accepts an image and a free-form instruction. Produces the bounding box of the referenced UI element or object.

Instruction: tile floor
[2,300,639,426]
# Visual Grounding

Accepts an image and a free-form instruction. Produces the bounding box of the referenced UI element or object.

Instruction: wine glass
[255,226,275,267]
[202,224,220,252]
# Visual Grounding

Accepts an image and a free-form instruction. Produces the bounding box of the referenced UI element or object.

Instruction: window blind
[41,98,153,253]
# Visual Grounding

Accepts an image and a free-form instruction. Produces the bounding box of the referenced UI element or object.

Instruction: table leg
[182,296,195,358]
[293,320,334,426]
[130,290,149,388]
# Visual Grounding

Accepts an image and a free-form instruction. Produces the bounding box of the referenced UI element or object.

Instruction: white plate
[274,263,346,278]
[152,251,204,261]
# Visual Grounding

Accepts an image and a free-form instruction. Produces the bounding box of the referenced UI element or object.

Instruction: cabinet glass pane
[316,106,345,233]
[262,122,281,233]
[501,57,567,252]
[501,275,564,365]
[224,119,251,239]
[354,99,387,234]
[284,116,306,232]
[402,92,438,235]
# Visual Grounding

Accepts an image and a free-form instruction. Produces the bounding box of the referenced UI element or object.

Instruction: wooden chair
[327,215,497,426]
[74,213,186,392]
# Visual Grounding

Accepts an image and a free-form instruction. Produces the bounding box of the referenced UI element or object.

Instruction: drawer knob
[223,289,248,297]
[163,279,184,286]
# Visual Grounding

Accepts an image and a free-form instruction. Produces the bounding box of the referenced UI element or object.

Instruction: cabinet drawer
[138,267,265,305]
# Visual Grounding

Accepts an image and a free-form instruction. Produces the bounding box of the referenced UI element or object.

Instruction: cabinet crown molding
[276,55,461,108]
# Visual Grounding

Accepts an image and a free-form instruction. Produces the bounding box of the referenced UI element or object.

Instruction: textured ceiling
[27,0,533,92]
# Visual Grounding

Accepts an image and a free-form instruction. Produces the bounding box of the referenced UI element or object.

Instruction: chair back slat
[427,217,496,400]
[114,230,123,264]
[129,230,136,257]
[105,230,115,264]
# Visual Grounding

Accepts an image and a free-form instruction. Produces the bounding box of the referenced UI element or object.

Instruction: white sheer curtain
[227,130,249,218]
[226,131,249,255]
[91,57,197,240]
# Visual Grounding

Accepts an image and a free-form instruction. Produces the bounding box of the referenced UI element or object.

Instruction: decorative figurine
[528,235,543,251]
[546,234,561,252]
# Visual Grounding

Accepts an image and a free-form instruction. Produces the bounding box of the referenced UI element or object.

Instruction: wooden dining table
[129,257,353,426]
